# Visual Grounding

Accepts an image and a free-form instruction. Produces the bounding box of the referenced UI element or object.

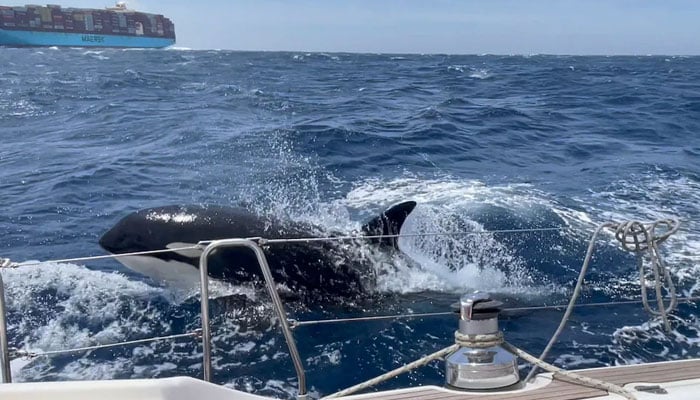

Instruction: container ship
[0,2,175,48]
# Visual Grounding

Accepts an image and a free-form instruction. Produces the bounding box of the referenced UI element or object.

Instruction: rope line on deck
[502,342,636,400]
[455,332,636,399]
[323,330,637,399]
[322,344,459,399]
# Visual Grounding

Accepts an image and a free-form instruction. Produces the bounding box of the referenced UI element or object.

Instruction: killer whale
[99,201,417,297]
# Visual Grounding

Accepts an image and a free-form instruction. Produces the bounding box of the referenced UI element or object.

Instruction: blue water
[1,48,699,398]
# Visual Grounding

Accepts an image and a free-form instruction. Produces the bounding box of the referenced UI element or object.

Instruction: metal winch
[445,292,519,390]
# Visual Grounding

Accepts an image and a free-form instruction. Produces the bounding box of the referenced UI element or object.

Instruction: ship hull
[0,28,174,48]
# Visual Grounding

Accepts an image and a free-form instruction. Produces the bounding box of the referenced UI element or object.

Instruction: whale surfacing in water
[99,201,417,297]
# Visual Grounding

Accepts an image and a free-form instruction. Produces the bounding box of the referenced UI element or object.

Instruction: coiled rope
[454,330,504,348]
[614,220,679,330]
[525,218,681,383]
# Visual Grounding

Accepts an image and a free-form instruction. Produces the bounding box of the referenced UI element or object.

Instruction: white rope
[325,329,637,399]
[613,220,680,331]
[453,331,635,399]
[525,218,681,383]
[322,344,459,399]
[454,331,504,348]
[502,342,636,400]
[523,223,612,382]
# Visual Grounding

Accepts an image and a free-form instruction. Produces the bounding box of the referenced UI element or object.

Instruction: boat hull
[0,28,174,48]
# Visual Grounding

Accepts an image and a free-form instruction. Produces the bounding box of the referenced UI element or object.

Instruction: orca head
[361,201,417,247]
[99,211,152,255]
[99,205,208,255]
[99,206,207,290]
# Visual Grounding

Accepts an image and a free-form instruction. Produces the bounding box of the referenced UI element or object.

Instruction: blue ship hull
[0,28,174,48]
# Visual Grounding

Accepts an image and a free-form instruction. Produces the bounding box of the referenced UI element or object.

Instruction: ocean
[1,48,699,398]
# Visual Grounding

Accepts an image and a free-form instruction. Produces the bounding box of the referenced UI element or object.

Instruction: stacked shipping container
[0,4,175,39]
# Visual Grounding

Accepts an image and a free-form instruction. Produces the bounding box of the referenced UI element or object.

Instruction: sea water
[1,48,699,398]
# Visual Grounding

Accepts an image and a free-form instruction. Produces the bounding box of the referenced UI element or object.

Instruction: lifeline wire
[288,296,700,329]
[0,227,563,269]
[1,220,686,395]
[256,227,563,245]
[0,246,203,269]
[11,329,202,360]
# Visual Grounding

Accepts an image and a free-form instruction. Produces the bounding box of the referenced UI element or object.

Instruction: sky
[62,1,700,54]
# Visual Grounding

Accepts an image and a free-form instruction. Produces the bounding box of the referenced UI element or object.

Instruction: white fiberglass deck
[345,358,700,400]
[1,358,699,400]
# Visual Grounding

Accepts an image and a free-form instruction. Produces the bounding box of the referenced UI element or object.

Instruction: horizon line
[166,47,700,57]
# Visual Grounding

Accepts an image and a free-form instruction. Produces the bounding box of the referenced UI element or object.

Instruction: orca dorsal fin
[361,201,417,247]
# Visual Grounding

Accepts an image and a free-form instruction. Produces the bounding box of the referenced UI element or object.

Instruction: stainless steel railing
[198,238,307,399]
[0,225,565,391]
[0,272,11,383]
[0,239,308,398]
[0,222,687,398]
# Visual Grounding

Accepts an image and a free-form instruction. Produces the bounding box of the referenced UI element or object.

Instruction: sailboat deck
[344,358,700,400]
[1,358,699,400]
